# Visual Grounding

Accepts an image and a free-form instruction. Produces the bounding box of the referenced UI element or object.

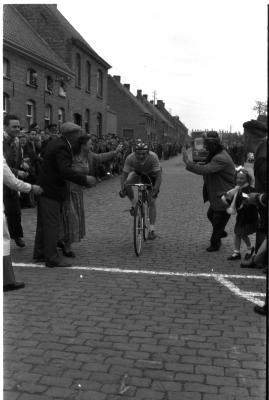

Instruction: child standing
[221,168,258,261]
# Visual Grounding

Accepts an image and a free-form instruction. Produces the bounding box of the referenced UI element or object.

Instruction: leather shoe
[206,245,220,252]
[254,304,267,316]
[14,238,26,247]
[46,261,71,268]
[4,281,25,292]
[148,231,157,240]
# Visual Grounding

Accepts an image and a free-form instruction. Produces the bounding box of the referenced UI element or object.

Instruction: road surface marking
[13,262,266,280]
[14,262,266,306]
[214,276,266,306]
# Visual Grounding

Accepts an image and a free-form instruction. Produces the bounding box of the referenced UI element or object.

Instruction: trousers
[207,206,230,248]
[33,196,62,264]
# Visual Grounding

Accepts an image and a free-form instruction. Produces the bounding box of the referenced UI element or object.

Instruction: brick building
[107,75,153,141]
[136,91,175,144]
[155,100,188,145]
[4,4,111,135]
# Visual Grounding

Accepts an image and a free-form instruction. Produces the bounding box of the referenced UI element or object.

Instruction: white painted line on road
[214,276,265,306]
[13,262,266,280]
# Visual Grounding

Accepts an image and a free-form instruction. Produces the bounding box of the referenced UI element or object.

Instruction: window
[26,100,36,129]
[86,62,91,92]
[85,109,90,133]
[58,108,65,127]
[27,69,38,87]
[75,53,81,87]
[96,112,102,137]
[97,69,103,97]
[58,81,67,97]
[3,58,10,78]
[74,113,82,126]
[3,93,10,113]
[44,104,52,128]
[45,76,53,94]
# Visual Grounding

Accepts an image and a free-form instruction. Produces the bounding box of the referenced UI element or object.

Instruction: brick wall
[107,77,148,141]
[3,49,69,130]
[5,5,110,135]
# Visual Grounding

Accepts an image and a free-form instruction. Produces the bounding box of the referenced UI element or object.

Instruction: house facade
[4,4,111,135]
[107,75,153,141]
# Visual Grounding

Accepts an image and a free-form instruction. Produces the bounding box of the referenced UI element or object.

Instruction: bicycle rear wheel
[134,204,143,256]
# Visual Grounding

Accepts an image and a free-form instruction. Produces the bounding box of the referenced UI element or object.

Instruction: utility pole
[153,90,157,105]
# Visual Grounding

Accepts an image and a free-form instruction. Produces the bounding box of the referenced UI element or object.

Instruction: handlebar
[125,183,152,188]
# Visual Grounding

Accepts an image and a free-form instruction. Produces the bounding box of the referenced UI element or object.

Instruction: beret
[61,122,81,135]
[243,119,267,137]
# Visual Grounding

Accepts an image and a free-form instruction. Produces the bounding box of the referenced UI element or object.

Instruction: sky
[3,0,268,133]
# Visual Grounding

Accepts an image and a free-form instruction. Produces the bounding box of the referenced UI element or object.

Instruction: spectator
[182,131,235,252]
[243,192,267,315]
[33,122,95,268]
[3,114,29,247]
[3,157,43,291]
[242,119,267,252]
[221,168,258,261]
[59,135,122,256]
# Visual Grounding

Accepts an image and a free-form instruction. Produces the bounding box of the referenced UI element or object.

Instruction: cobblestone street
[4,155,266,400]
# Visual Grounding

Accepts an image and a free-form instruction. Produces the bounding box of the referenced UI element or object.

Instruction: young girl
[221,167,258,260]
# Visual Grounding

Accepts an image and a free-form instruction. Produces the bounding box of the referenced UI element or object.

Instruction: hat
[203,131,220,143]
[242,119,267,137]
[61,122,81,135]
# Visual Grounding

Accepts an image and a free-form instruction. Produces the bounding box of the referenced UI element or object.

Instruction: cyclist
[119,141,162,240]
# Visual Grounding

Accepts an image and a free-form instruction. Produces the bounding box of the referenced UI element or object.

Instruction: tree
[253,101,267,116]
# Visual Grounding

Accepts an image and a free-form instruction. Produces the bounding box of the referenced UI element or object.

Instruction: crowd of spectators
[15,125,182,208]
[3,113,267,317]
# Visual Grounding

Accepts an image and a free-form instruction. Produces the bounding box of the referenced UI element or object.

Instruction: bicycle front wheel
[143,201,150,240]
[134,204,143,256]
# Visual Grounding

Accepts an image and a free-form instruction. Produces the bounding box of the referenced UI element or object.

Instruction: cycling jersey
[123,151,161,175]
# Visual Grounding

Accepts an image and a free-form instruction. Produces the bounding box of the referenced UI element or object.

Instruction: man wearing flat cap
[33,122,94,268]
[182,131,235,252]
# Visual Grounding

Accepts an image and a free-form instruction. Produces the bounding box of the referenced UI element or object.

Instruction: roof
[108,76,152,116]
[43,5,111,69]
[143,100,174,128]
[3,5,73,76]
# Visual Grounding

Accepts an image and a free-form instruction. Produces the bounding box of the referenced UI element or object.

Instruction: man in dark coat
[243,119,267,251]
[33,122,94,268]
[183,131,235,252]
[3,114,29,247]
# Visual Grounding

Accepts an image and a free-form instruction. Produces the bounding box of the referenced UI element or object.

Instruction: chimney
[113,75,121,82]
[157,100,165,108]
[137,89,142,98]
[123,84,130,90]
[143,94,148,101]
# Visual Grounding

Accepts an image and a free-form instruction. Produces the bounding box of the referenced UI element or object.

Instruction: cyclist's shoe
[148,230,157,240]
[129,206,135,216]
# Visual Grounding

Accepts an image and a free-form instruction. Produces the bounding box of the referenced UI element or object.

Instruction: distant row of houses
[3,4,188,145]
